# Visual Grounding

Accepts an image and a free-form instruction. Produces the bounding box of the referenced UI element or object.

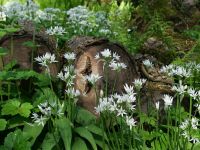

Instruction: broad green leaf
[4,129,31,150]
[0,47,8,56]
[85,124,108,141]
[72,137,88,150]
[4,27,20,33]
[56,117,72,150]
[7,116,27,129]
[4,60,17,71]
[76,107,96,125]
[23,123,45,145]
[95,139,109,150]
[41,132,60,150]
[18,103,33,117]
[1,100,33,117]
[0,119,7,131]
[193,143,200,150]
[74,127,97,150]
[1,99,20,116]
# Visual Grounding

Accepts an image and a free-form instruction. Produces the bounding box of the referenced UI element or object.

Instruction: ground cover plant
[0,0,200,150]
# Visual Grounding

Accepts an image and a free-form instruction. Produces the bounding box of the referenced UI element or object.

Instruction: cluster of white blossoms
[31,101,64,126]
[35,53,58,73]
[160,65,192,78]
[162,94,173,109]
[3,0,39,21]
[95,49,127,71]
[95,83,137,130]
[180,117,200,143]
[85,74,102,85]
[142,59,154,68]
[159,63,200,78]
[58,52,76,86]
[46,26,66,36]
[133,78,147,91]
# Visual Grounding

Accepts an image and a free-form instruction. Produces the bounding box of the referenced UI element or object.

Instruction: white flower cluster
[35,53,58,72]
[162,94,173,109]
[85,74,102,85]
[66,6,111,36]
[65,88,80,104]
[46,26,66,36]
[180,117,200,143]
[160,63,200,78]
[133,78,147,91]
[57,65,76,87]
[95,83,137,130]
[95,49,127,71]
[64,52,76,60]
[172,80,187,95]
[3,0,39,21]
[143,59,154,68]
[31,101,64,126]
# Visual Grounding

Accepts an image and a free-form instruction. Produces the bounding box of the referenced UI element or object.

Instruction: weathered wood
[67,36,173,114]
[0,30,59,76]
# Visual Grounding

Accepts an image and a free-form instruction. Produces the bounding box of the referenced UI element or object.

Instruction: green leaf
[0,47,8,56]
[4,27,20,33]
[1,99,20,116]
[4,129,31,150]
[18,103,33,117]
[4,60,18,71]
[193,143,200,150]
[0,119,7,131]
[74,127,97,150]
[76,107,96,125]
[85,124,108,141]
[56,117,72,150]
[23,123,44,145]
[41,132,60,150]
[72,137,88,150]
[22,41,37,48]
[95,139,109,150]
[1,100,33,117]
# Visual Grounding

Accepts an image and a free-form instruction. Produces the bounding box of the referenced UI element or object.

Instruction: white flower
[95,53,100,59]
[162,94,173,109]
[126,116,137,130]
[181,131,190,140]
[46,26,66,36]
[38,102,51,116]
[0,11,6,21]
[133,79,147,90]
[57,71,70,81]
[188,88,198,100]
[109,60,127,71]
[34,115,46,126]
[85,74,102,85]
[65,88,80,98]
[191,117,199,130]
[124,84,134,95]
[101,49,111,58]
[155,101,160,110]
[172,80,187,95]
[143,59,153,68]
[117,107,127,117]
[190,138,200,144]
[180,119,189,130]
[35,53,58,67]
[113,52,120,60]
[31,113,39,121]
[171,66,191,78]
[64,52,76,60]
